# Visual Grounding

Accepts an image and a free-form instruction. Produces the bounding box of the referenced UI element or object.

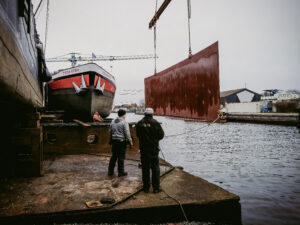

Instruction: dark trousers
[108,140,126,175]
[140,153,160,190]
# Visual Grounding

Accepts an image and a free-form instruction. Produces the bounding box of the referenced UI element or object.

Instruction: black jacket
[136,116,164,154]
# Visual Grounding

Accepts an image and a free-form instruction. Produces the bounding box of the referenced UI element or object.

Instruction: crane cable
[154,0,158,74]
[44,0,50,55]
[34,0,43,16]
[35,0,46,20]
[187,0,192,57]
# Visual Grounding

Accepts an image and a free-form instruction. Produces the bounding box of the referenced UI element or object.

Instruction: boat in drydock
[47,63,116,121]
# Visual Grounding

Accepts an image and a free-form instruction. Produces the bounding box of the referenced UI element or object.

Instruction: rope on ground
[159,149,188,222]
[158,116,220,222]
[85,153,187,220]
[85,166,176,211]
[85,116,218,219]
[84,153,171,167]
[165,116,219,138]
[162,188,189,222]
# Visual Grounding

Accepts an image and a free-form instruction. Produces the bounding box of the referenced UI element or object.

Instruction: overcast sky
[33,0,300,104]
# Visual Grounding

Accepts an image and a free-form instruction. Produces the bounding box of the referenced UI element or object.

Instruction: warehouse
[220,88,261,107]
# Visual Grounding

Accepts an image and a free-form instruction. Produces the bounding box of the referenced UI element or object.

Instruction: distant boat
[47,63,116,121]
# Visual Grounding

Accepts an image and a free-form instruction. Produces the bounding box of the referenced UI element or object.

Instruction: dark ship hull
[0,0,50,177]
[0,0,50,110]
[47,63,116,121]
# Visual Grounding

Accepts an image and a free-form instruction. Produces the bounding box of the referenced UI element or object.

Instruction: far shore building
[220,88,261,107]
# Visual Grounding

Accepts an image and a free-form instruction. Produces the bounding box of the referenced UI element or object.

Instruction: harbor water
[118,113,300,225]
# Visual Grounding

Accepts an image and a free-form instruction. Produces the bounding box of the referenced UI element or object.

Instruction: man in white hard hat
[136,108,164,193]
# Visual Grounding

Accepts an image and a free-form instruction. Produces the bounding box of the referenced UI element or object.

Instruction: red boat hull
[47,63,116,121]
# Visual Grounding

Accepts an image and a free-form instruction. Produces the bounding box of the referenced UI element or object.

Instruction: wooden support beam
[73,119,91,127]
[10,127,43,176]
[23,112,41,128]
[149,0,172,29]
[41,114,56,119]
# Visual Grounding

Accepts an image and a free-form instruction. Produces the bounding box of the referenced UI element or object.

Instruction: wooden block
[41,115,56,119]
[73,119,91,127]
[21,112,41,128]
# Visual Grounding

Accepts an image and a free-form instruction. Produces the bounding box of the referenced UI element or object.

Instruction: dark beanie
[118,109,126,117]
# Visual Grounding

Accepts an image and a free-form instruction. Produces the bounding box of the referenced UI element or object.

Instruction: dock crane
[46,53,158,67]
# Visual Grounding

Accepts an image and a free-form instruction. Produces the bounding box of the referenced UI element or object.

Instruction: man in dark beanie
[136,108,164,193]
[108,108,133,177]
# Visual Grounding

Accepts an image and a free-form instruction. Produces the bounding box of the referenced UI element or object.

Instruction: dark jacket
[136,116,164,154]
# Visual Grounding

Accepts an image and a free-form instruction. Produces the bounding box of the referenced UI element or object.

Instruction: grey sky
[33,0,300,104]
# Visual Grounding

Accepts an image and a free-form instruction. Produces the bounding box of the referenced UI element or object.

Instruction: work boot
[153,188,161,194]
[108,172,114,177]
[143,187,149,193]
[118,172,128,177]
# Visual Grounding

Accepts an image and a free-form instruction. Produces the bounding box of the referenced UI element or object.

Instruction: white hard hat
[144,108,154,115]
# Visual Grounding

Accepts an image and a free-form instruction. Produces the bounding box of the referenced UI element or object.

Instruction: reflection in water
[113,113,300,225]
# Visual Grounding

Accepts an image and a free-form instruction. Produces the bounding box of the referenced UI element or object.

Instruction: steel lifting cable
[187,0,192,56]
[34,0,43,16]
[44,0,50,55]
[35,0,46,20]
[154,0,158,74]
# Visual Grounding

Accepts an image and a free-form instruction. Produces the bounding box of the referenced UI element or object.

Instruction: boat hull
[0,0,46,110]
[47,64,116,121]
[0,0,51,178]
[48,86,115,121]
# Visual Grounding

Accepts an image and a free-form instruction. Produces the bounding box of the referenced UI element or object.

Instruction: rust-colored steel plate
[145,42,220,121]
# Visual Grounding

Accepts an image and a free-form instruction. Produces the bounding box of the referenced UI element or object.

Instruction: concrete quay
[227,112,299,126]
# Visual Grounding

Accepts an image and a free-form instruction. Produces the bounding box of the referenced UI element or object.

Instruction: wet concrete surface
[0,154,147,216]
[0,153,240,224]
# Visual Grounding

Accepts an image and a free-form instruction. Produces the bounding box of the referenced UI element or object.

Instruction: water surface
[116,113,300,225]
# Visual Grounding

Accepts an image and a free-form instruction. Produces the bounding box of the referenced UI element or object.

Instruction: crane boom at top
[46,53,158,67]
